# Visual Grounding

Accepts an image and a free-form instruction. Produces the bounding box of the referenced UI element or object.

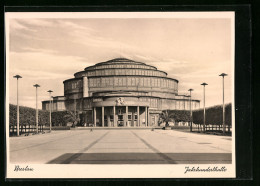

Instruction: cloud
[14,19,55,28]
[10,19,33,31]
[9,51,90,74]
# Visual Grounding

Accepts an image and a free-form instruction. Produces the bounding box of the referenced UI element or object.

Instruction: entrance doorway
[150,114,159,127]
[128,114,132,127]
[104,115,108,127]
[118,114,124,127]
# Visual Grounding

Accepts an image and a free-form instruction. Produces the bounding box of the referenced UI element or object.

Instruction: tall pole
[219,73,228,134]
[188,89,194,132]
[47,90,53,132]
[51,96,54,111]
[33,84,40,133]
[74,95,77,126]
[13,75,22,136]
[201,83,208,133]
[74,96,76,116]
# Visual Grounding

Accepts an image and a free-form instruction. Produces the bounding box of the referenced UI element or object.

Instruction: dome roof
[85,58,157,71]
[104,58,143,64]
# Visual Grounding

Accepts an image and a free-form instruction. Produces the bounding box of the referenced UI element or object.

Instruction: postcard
[5,11,235,178]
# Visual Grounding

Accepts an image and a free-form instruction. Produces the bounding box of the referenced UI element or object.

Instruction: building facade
[42,58,200,127]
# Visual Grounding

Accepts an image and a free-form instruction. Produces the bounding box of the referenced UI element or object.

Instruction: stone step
[71,127,163,130]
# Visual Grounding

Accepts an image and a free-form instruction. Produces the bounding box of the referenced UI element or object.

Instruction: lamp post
[33,84,40,133]
[188,89,194,132]
[201,83,208,133]
[51,96,54,112]
[74,96,76,116]
[13,75,22,136]
[47,90,53,132]
[219,73,228,134]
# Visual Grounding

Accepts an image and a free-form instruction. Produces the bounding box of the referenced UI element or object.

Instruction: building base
[71,126,163,130]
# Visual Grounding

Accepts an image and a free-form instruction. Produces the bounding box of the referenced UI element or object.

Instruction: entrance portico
[91,96,150,127]
[92,105,149,127]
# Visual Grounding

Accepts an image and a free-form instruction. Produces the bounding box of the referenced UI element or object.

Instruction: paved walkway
[9,129,232,164]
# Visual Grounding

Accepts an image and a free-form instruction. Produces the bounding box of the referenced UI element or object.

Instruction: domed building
[42,58,200,127]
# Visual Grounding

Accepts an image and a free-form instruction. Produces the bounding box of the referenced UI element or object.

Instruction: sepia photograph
[5,12,235,178]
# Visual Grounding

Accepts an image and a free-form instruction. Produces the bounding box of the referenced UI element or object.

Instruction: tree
[64,111,80,127]
[193,103,232,126]
[168,110,190,124]
[52,111,70,126]
[159,110,175,127]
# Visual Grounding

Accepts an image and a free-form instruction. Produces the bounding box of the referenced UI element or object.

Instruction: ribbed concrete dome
[85,58,157,71]
[104,58,142,64]
[46,57,200,120]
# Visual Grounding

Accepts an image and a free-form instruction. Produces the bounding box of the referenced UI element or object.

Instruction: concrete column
[94,107,96,127]
[145,107,148,127]
[113,106,116,127]
[102,106,104,127]
[132,111,135,127]
[137,106,140,127]
[147,107,150,127]
[74,98,76,115]
[125,106,128,127]
[83,76,89,97]
[108,115,111,127]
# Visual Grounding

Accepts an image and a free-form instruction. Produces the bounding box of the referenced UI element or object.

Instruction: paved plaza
[9,129,232,164]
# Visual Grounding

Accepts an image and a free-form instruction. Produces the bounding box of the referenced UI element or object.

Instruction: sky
[7,14,233,109]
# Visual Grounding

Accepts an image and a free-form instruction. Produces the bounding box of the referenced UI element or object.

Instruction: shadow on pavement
[47,153,232,164]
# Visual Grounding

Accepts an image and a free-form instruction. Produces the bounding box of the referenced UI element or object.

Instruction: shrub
[9,104,74,126]
[159,103,232,126]
[52,111,72,126]
[193,103,232,126]
[159,110,190,127]
[167,110,191,122]
[9,104,49,126]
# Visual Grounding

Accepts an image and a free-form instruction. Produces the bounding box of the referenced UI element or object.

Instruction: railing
[9,124,70,136]
[164,122,232,135]
[9,124,49,136]
[190,123,232,135]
